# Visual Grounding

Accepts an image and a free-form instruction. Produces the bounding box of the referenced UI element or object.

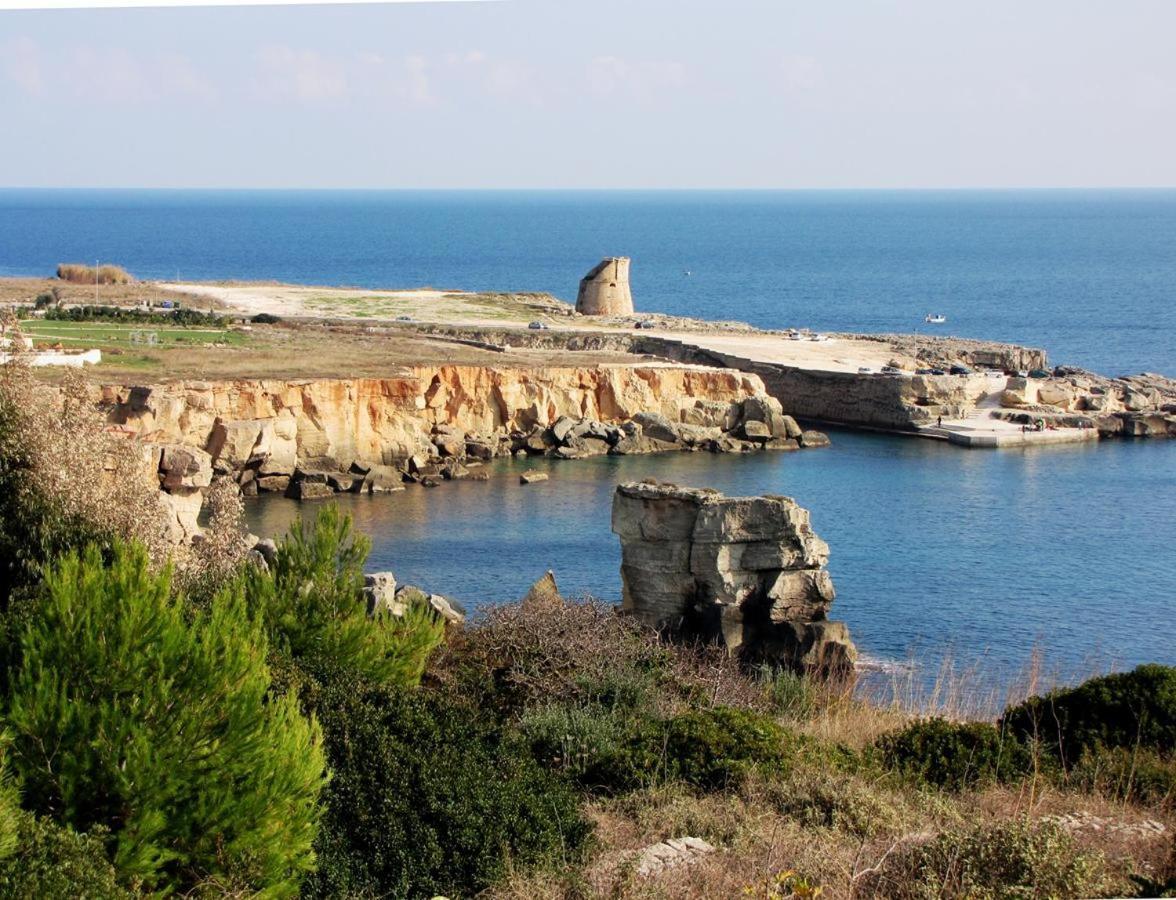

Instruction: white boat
[924,314,947,324]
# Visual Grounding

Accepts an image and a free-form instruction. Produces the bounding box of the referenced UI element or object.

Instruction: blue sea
[1,189,1173,690]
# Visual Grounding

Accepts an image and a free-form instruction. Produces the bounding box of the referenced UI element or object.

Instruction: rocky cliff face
[576,257,634,317]
[96,365,827,500]
[999,369,1176,437]
[611,481,855,677]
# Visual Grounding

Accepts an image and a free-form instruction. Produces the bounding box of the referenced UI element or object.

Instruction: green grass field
[19,320,248,350]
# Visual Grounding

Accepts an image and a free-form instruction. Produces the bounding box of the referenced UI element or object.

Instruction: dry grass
[0,317,172,568]
[56,263,133,284]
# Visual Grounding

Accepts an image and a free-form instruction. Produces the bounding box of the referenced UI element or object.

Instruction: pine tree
[4,542,326,895]
[245,505,444,687]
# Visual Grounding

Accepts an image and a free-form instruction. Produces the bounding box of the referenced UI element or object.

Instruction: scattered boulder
[158,445,213,490]
[363,572,400,616]
[286,480,334,501]
[520,471,549,484]
[629,837,716,879]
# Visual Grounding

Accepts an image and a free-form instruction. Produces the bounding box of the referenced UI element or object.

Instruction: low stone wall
[611,481,855,676]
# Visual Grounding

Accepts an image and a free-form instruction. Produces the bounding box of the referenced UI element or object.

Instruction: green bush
[876,718,1034,790]
[4,542,326,894]
[244,505,444,688]
[866,819,1112,900]
[1069,745,1176,809]
[0,811,130,899]
[251,312,281,324]
[762,766,904,837]
[662,706,799,791]
[303,678,590,900]
[42,305,225,326]
[1002,665,1176,765]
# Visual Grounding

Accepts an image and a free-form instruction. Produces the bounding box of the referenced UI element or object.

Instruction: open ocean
[1,188,1173,688]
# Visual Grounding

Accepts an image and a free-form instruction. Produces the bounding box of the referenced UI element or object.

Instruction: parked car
[635,320,656,329]
[528,321,549,330]
[880,365,903,375]
[915,368,934,375]
[949,364,972,376]
[395,315,413,322]
[857,366,874,374]
[1028,368,1051,379]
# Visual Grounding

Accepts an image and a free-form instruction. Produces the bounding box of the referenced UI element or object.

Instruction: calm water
[1,189,1173,686]
[246,431,1176,688]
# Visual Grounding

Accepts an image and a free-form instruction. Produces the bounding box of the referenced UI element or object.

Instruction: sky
[1,0,1174,189]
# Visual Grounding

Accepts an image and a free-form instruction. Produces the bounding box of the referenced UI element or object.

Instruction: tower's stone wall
[576,257,634,316]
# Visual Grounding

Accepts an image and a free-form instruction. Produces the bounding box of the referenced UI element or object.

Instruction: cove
[245,428,1176,692]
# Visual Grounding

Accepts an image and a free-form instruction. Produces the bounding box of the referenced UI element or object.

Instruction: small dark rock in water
[286,480,334,501]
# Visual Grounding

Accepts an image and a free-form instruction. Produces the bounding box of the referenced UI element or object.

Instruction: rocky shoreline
[107,365,828,540]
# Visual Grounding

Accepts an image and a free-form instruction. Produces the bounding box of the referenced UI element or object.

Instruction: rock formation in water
[611,481,855,676]
[576,257,634,317]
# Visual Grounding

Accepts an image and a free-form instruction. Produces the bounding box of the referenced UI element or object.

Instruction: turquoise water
[1,189,1173,686]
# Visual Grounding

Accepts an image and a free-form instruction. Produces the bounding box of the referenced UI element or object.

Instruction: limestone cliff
[98,364,779,481]
[611,481,855,676]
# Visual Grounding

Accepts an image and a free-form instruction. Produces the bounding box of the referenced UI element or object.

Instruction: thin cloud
[2,36,47,97]
[253,45,348,103]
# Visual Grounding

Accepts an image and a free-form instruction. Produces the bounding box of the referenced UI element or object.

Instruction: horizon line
[4,184,1176,193]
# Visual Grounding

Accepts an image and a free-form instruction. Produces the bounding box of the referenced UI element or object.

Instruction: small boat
[684,269,692,276]
[924,314,947,324]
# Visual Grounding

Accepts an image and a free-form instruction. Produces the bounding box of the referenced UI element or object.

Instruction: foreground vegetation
[0,347,1173,898]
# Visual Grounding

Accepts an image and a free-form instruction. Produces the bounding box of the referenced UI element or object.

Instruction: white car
[528,321,549,330]
[880,365,903,375]
[858,366,874,374]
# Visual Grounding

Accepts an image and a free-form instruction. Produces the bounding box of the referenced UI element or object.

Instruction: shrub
[862,819,1112,900]
[876,718,1034,790]
[1069,745,1176,809]
[661,706,799,791]
[56,263,133,284]
[42,304,225,327]
[4,542,326,893]
[303,678,590,900]
[244,505,444,687]
[0,357,169,605]
[520,700,667,793]
[252,312,281,324]
[433,590,759,722]
[0,811,130,899]
[1001,665,1176,766]
[760,766,905,837]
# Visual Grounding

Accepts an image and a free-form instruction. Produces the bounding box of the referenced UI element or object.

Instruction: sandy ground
[156,281,903,374]
[654,330,906,374]
[155,282,573,328]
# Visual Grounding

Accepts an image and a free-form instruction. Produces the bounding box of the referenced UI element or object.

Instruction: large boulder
[158,444,213,490]
[611,481,855,677]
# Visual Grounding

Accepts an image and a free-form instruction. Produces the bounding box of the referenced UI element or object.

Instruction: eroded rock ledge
[98,365,828,502]
[611,481,855,677]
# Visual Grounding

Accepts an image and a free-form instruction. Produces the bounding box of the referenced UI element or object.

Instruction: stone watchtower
[575,257,634,316]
